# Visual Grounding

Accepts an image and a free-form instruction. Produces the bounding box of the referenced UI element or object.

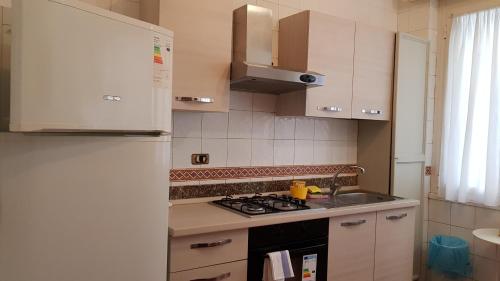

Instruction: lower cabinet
[169,260,247,281]
[328,207,416,281]
[328,212,376,281]
[374,208,415,281]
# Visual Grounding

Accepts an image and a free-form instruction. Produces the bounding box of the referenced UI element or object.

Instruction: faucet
[331,165,366,196]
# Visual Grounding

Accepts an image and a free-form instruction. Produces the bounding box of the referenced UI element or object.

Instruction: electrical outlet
[191,154,209,165]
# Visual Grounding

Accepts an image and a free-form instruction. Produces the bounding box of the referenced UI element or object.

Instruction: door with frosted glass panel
[391,33,429,279]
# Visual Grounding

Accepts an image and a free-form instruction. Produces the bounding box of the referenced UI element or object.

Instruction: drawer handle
[176,96,215,103]
[318,106,343,112]
[362,109,382,115]
[341,219,367,227]
[191,272,231,281]
[386,213,407,220]
[190,238,232,249]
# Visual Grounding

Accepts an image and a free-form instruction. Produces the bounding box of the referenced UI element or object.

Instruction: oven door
[248,241,328,281]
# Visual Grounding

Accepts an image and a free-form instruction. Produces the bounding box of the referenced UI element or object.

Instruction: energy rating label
[302,254,317,281]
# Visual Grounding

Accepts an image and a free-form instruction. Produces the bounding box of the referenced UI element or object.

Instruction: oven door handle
[190,238,232,249]
[190,272,231,281]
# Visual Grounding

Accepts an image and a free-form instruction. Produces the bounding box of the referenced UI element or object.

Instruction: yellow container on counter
[290,181,308,200]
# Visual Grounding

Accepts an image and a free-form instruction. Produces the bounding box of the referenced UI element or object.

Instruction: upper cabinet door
[159,0,232,112]
[352,23,395,121]
[278,11,355,119]
[306,12,355,119]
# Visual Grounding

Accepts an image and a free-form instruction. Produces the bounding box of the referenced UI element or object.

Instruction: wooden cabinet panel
[352,23,395,121]
[278,11,355,119]
[159,0,231,112]
[374,208,415,281]
[169,260,247,281]
[328,212,376,281]
[169,229,248,273]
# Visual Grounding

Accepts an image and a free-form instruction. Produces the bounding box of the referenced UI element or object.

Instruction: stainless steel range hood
[231,5,325,94]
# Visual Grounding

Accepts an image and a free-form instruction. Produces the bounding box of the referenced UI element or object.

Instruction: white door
[391,33,429,278]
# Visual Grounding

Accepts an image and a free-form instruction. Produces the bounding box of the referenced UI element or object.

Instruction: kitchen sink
[312,192,397,209]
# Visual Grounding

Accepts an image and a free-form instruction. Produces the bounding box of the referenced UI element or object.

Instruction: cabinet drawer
[169,229,248,272]
[374,208,415,281]
[169,260,247,281]
[328,212,376,281]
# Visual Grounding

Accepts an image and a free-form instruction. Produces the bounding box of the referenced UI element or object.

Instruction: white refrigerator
[0,133,171,281]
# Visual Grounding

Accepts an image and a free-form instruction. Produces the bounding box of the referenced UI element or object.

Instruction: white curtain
[440,8,500,206]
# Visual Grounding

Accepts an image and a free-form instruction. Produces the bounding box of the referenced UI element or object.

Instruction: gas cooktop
[212,194,321,217]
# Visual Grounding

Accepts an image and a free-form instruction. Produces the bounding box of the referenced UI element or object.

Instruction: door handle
[386,213,407,220]
[340,219,367,227]
[318,106,343,112]
[190,238,232,249]
[176,96,215,103]
[362,109,382,115]
[191,272,231,281]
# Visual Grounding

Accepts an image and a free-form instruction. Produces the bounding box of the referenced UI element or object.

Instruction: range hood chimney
[231,5,325,94]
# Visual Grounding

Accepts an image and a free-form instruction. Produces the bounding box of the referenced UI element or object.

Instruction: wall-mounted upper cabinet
[277,11,355,119]
[352,23,395,121]
[277,12,395,121]
[155,0,232,112]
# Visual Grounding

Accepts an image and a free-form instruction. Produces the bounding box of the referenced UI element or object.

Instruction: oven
[247,218,329,281]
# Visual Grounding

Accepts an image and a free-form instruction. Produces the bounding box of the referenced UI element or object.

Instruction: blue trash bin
[428,235,472,279]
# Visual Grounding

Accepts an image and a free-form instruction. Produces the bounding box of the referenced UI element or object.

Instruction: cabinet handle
[103,95,122,102]
[176,96,215,103]
[191,272,231,281]
[190,238,232,249]
[361,109,382,115]
[340,219,367,227]
[386,213,407,220]
[318,106,343,112]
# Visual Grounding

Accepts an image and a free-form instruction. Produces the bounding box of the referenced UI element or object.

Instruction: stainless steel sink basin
[312,192,397,208]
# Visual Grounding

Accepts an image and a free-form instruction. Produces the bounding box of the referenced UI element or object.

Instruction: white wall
[172,92,358,184]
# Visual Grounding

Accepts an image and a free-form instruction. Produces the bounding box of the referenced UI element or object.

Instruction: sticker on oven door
[302,254,317,281]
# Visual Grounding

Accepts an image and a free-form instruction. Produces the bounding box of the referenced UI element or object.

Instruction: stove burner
[212,194,311,217]
[242,204,266,214]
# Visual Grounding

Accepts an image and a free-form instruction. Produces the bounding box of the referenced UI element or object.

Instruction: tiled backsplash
[426,198,500,281]
[172,91,358,184]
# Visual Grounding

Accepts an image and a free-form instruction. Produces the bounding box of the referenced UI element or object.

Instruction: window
[440,8,500,206]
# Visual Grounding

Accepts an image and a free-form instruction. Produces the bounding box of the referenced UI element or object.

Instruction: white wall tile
[274,140,294,166]
[450,226,474,253]
[172,138,202,169]
[252,112,275,139]
[227,139,252,167]
[202,139,228,168]
[253,93,277,112]
[427,221,451,240]
[202,112,228,139]
[473,256,498,281]
[475,207,500,228]
[294,140,313,165]
[173,112,202,138]
[229,91,253,110]
[295,117,315,140]
[314,118,334,140]
[251,139,274,166]
[228,110,252,138]
[429,199,451,224]
[275,116,295,139]
[313,141,334,165]
[451,203,475,229]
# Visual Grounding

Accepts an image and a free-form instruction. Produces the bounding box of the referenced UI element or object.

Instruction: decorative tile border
[169,176,358,200]
[170,164,357,182]
[425,166,432,176]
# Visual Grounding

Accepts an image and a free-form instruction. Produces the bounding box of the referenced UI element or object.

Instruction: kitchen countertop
[168,198,420,237]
